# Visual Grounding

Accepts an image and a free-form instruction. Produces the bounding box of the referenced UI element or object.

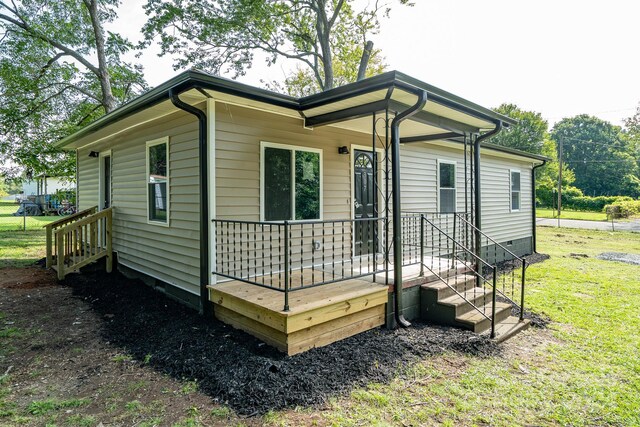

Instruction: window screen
[148,140,168,223]
[263,145,321,221]
[439,162,456,213]
[511,170,521,211]
[264,147,292,221]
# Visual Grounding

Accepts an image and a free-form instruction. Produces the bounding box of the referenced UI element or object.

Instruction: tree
[0,0,146,177]
[491,103,548,155]
[535,138,580,207]
[551,115,638,197]
[142,0,411,92]
[266,48,386,97]
[0,176,8,198]
[623,103,640,172]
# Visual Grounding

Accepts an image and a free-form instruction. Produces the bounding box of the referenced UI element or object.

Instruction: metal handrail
[455,213,525,262]
[417,214,496,333]
[455,212,527,321]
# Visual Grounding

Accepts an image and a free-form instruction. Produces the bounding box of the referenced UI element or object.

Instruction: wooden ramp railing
[44,207,113,280]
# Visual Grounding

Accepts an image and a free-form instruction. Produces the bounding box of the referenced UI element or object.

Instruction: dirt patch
[0,267,57,290]
[0,267,236,426]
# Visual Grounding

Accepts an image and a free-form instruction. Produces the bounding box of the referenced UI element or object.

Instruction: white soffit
[302,89,389,117]
[65,97,192,149]
[203,89,300,118]
[327,115,447,137]
[391,88,495,131]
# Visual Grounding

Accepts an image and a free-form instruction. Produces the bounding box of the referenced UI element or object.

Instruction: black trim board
[58,69,517,149]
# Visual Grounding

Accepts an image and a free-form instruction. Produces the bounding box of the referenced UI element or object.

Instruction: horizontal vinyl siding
[480,156,533,243]
[78,111,201,295]
[399,142,534,245]
[215,103,376,222]
[77,152,99,211]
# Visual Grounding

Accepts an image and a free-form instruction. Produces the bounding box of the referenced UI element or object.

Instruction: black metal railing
[402,212,499,336]
[212,217,386,310]
[401,212,472,267]
[454,213,527,320]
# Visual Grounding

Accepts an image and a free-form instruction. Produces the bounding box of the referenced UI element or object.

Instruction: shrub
[604,200,640,218]
[566,195,632,212]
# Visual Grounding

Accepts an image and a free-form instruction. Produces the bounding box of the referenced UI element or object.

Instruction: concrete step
[455,301,512,333]
[485,316,531,342]
[421,275,477,299]
[439,287,493,316]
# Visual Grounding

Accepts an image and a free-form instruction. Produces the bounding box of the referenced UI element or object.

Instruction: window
[438,160,456,213]
[147,137,169,224]
[261,142,322,221]
[510,170,521,211]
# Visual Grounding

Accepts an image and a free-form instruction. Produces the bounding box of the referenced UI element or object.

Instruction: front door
[353,150,377,256]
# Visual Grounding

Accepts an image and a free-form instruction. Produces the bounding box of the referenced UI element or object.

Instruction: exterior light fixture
[88,151,99,158]
[338,146,349,155]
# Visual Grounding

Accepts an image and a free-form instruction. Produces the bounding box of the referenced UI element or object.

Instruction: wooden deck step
[209,278,388,355]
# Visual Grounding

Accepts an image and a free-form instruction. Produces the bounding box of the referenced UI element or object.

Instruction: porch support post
[170,88,213,318]
[473,122,503,262]
[391,86,427,328]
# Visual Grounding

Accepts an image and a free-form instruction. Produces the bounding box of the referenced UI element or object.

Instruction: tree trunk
[85,0,117,113]
[357,41,374,81]
[314,0,334,91]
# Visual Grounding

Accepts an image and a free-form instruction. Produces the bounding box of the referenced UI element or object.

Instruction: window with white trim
[438,160,456,213]
[510,170,521,211]
[261,142,322,221]
[147,137,169,224]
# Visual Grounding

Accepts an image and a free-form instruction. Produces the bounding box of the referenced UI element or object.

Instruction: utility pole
[557,137,563,227]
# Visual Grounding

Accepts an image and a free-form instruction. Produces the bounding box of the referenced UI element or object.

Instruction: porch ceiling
[300,86,499,139]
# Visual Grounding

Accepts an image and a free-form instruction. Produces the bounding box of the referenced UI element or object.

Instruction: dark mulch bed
[64,269,500,415]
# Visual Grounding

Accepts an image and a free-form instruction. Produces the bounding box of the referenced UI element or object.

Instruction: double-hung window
[261,142,322,221]
[510,170,521,211]
[438,160,457,213]
[147,137,169,224]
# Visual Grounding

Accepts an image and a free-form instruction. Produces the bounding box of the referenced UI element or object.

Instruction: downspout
[391,86,427,328]
[473,122,503,258]
[169,88,212,318]
[531,160,547,253]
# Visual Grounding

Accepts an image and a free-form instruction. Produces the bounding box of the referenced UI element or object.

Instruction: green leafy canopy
[142,0,412,93]
[0,0,147,178]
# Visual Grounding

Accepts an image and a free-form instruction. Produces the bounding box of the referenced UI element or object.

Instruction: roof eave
[57,69,299,149]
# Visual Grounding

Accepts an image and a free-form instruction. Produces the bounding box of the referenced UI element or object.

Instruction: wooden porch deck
[209,275,388,355]
[208,255,473,355]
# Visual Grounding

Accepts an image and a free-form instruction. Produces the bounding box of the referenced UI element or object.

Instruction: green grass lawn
[279,227,640,426]
[0,230,47,268]
[2,226,639,426]
[0,200,61,232]
[536,208,609,221]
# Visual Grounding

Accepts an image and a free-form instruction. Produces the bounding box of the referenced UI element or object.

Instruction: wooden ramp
[209,279,388,355]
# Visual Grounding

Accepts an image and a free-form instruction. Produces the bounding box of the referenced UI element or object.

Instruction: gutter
[531,159,547,253]
[169,88,212,318]
[473,122,503,257]
[390,83,428,328]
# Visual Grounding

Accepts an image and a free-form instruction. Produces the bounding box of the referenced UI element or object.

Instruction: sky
[113,0,640,127]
